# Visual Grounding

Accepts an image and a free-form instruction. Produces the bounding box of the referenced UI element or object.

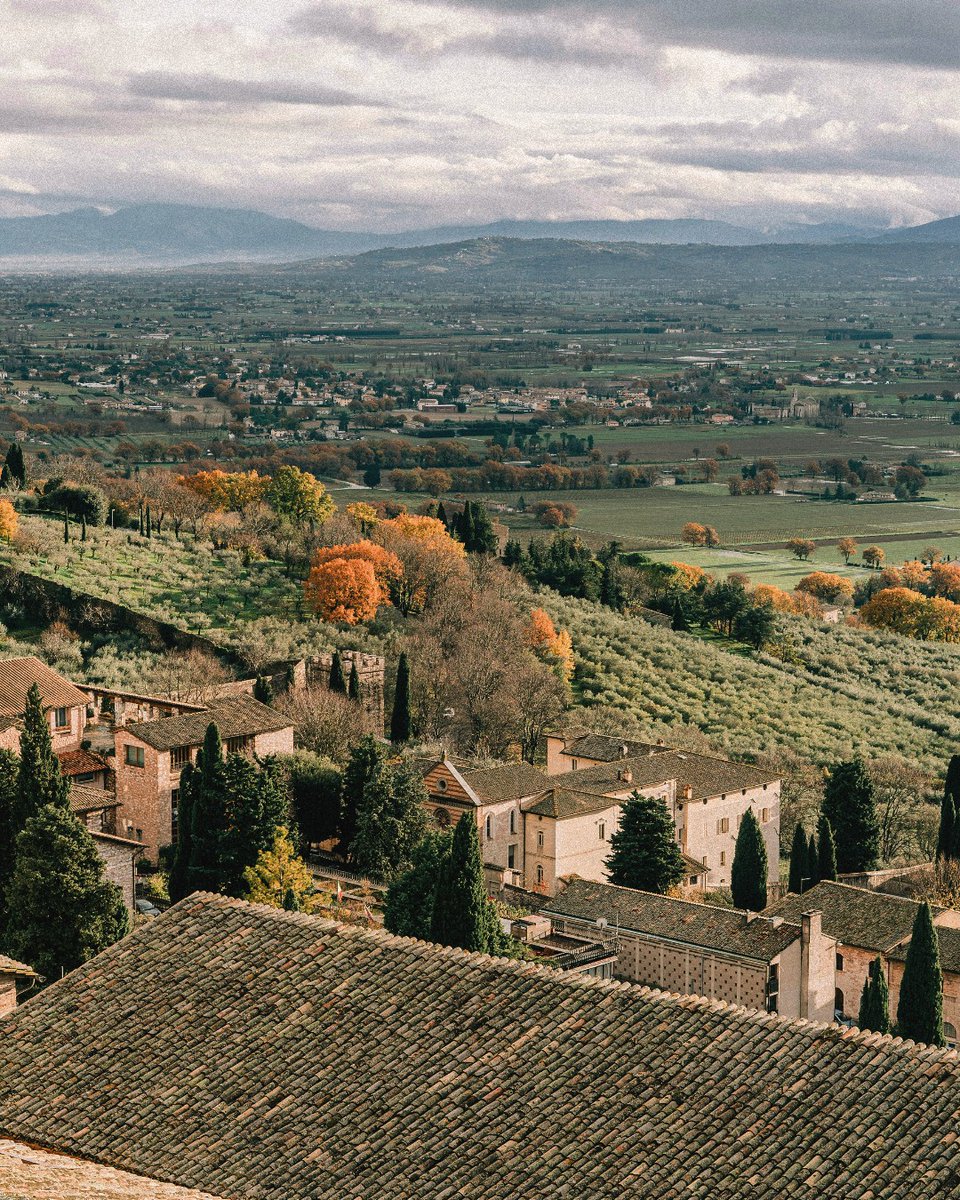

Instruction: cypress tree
[606,792,685,894]
[431,814,504,953]
[5,803,129,981]
[350,759,427,880]
[731,808,768,912]
[503,539,524,568]
[340,735,385,855]
[435,501,448,529]
[145,504,152,538]
[63,512,69,543]
[186,724,229,894]
[253,674,273,704]
[671,597,690,632]
[469,503,498,554]
[896,901,945,1047]
[806,830,819,888]
[167,762,195,903]
[0,750,17,925]
[363,461,381,488]
[348,661,360,702]
[945,754,960,809]
[938,793,956,862]
[328,651,347,694]
[821,756,880,874]
[15,683,70,830]
[4,442,26,489]
[817,813,838,882]
[858,956,890,1034]
[390,652,412,744]
[788,823,807,894]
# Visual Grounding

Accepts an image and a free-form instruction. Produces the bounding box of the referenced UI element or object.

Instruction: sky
[2,0,959,232]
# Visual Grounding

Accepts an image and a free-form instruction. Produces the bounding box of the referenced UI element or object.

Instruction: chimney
[684,785,693,801]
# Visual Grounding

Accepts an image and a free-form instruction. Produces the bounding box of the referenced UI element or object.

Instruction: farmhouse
[0,656,90,757]
[1,894,959,1198]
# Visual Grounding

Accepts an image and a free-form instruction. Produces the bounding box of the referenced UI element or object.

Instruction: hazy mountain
[0,204,890,267]
[874,214,960,243]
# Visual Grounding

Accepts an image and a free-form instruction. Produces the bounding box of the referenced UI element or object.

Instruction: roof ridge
[166,893,958,1062]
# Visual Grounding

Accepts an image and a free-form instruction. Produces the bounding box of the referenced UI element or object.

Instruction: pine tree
[384,830,451,939]
[806,830,819,888]
[167,762,195,903]
[731,808,768,912]
[896,901,945,1047]
[14,684,70,830]
[606,793,685,894]
[219,754,289,896]
[821,756,880,874]
[253,675,273,704]
[858,956,890,1034]
[468,503,498,554]
[430,814,505,953]
[435,501,449,529]
[5,803,129,982]
[503,539,524,568]
[328,651,347,694]
[3,442,26,489]
[390,652,412,744]
[788,823,807,894]
[817,813,838,882]
[0,750,17,925]
[348,661,360,702]
[671,597,690,632]
[938,793,956,862]
[340,735,385,855]
[186,724,229,894]
[363,461,381,488]
[350,759,427,879]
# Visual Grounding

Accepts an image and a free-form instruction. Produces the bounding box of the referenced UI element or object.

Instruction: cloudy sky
[2,0,959,231]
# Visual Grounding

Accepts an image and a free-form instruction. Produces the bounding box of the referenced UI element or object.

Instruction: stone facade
[0,956,38,1017]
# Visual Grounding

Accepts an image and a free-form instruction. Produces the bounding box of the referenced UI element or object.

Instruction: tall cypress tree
[671,597,690,632]
[821,756,880,874]
[0,750,18,926]
[937,793,956,862]
[469,503,498,555]
[731,808,768,912]
[3,443,26,489]
[858,956,890,1034]
[945,754,960,809]
[806,830,819,888]
[167,762,195,903]
[328,651,347,694]
[390,653,412,744]
[430,814,504,953]
[5,803,129,981]
[15,683,70,829]
[896,902,945,1047]
[788,823,807,894]
[817,813,838,882]
[606,793,685,894]
[186,724,229,894]
[348,661,360,702]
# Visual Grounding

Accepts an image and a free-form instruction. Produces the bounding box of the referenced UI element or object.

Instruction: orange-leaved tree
[375,513,467,614]
[525,608,574,682]
[859,587,928,637]
[304,541,402,625]
[0,497,17,543]
[180,469,267,511]
[931,561,960,602]
[796,572,854,604]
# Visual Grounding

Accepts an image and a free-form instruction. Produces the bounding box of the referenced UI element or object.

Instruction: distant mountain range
[0,202,959,268]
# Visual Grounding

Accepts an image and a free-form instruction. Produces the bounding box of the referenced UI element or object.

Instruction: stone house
[0,954,39,1016]
[543,878,837,1023]
[112,697,294,860]
[766,881,960,1042]
[0,656,90,756]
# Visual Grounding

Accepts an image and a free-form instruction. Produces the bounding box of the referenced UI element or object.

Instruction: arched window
[536,864,544,886]
[946,1022,958,1048]
[434,807,451,829]
[834,988,845,1020]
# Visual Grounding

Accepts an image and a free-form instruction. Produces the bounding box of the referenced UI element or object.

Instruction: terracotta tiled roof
[126,697,291,752]
[525,786,616,817]
[458,761,549,802]
[559,733,667,761]
[2,895,960,1197]
[765,881,945,954]
[545,878,803,962]
[550,748,779,801]
[0,954,37,978]
[0,657,88,719]
[888,925,960,976]
[68,783,119,814]
[0,1140,223,1200]
[57,749,108,778]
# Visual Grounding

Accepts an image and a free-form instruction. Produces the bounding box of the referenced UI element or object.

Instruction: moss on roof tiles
[127,697,290,752]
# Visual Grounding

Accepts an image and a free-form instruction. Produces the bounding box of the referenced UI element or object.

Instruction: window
[508,844,516,869]
[836,952,844,971]
[75,772,95,784]
[717,817,730,834]
[170,745,192,770]
[761,808,769,824]
[436,777,447,792]
[509,810,516,835]
[53,707,68,729]
[720,851,726,866]
[434,807,451,829]
[571,759,578,771]
[598,821,606,841]
[536,864,544,885]
[946,1022,957,1048]
[834,988,846,1020]
[485,815,492,839]
[125,744,145,768]
[537,831,545,850]
[226,735,250,755]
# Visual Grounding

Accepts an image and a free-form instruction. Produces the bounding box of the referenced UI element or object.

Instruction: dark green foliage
[503,539,524,568]
[328,651,347,695]
[606,792,685,894]
[431,814,507,954]
[219,754,288,896]
[253,674,273,704]
[600,559,625,610]
[806,830,819,889]
[822,756,880,874]
[671,597,690,632]
[454,500,497,554]
[383,830,451,940]
[350,759,427,879]
[788,823,807,894]
[145,504,152,538]
[938,793,956,861]
[280,750,342,850]
[703,579,750,636]
[348,661,360,702]
[39,482,107,525]
[363,461,381,487]
[896,902,945,1047]
[340,735,384,855]
[5,803,129,982]
[282,887,301,911]
[184,724,229,894]
[0,750,17,926]
[858,956,890,1034]
[15,684,70,830]
[731,808,768,912]
[3,442,26,489]
[817,814,838,882]
[523,533,602,601]
[167,763,195,903]
[390,652,412,744]
[945,754,960,807]
[733,603,776,649]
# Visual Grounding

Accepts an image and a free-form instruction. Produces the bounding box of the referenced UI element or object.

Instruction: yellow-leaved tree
[243,827,316,911]
[0,498,17,543]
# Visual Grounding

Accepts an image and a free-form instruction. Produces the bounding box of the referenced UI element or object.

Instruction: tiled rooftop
[0,657,88,719]
[457,760,549,802]
[550,748,778,802]
[126,697,291,752]
[1,895,960,1197]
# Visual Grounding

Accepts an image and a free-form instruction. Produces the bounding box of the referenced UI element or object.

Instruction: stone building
[112,696,294,860]
[0,656,90,756]
[0,954,38,1017]
[766,880,960,1041]
[543,878,837,1022]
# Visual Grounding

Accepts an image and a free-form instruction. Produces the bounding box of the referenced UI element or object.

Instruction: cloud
[127,72,388,109]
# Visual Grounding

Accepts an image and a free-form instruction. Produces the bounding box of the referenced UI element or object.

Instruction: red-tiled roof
[57,749,108,778]
[0,657,88,718]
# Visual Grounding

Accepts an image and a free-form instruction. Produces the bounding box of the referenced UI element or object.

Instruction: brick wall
[91,835,138,915]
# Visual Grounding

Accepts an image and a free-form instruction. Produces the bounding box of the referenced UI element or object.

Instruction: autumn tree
[796,572,854,604]
[304,557,383,625]
[264,465,334,526]
[837,536,857,564]
[786,537,816,561]
[375,512,467,615]
[681,522,708,546]
[525,608,574,682]
[862,545,885,570]
[243,826,315,911]
[180,469,268,511]
[0,498,17,543]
